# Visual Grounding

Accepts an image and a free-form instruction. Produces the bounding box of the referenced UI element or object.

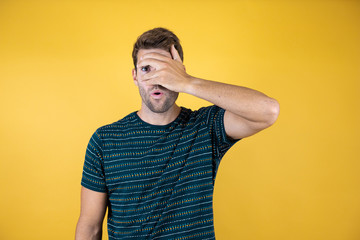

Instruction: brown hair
[132,27,184,70]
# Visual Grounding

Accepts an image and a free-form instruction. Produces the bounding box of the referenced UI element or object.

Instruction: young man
[75,27,279,240]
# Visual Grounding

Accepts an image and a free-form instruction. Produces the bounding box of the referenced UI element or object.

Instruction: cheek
[137,72,147,82]
[138,85,146,98]
[138,82,149,94]
[137,81,148,90]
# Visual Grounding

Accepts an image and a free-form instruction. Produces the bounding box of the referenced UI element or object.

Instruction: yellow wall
[0,0,359,239]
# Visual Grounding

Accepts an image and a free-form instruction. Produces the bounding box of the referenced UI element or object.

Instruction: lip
[150,90,164,99]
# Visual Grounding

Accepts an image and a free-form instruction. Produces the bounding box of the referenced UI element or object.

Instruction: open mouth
[151,90,164,99]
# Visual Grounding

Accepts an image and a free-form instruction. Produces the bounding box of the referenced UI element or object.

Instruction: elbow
[75,218,103,240]
[265,98,280,127]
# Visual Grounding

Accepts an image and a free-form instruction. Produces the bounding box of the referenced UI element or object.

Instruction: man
[75,27,279,240]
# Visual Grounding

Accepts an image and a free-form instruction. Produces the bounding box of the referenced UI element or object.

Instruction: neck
[137,104,181,126]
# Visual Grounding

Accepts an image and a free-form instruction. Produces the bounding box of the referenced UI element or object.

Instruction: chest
[101,125,213,194]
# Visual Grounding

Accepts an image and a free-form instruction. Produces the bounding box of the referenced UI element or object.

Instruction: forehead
[137,48,171,58]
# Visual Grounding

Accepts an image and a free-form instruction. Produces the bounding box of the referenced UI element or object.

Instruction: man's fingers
[141,71,158,81]
[142,77,160,87]
[140,52,169,62]
[137,58,162,70]
[171,45,182,62]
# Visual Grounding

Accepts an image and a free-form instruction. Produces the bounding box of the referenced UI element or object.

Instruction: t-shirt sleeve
[80,129,107,193]
[202,105,241,179]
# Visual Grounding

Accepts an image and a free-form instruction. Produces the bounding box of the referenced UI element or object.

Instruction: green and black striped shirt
[81,105,240,239]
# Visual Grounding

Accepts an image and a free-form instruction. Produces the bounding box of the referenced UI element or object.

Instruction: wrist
[183,76,200,95]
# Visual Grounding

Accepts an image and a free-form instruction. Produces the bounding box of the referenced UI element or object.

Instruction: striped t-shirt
[81,105,240,240]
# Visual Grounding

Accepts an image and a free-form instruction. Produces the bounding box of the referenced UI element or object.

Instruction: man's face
[132,48,179,113]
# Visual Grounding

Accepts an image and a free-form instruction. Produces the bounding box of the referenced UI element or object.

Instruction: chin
[150,105,173,113]
[148,101,176,113]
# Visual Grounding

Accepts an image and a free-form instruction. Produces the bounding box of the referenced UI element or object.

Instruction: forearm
[184,76,279,124]
[75,218,102,240]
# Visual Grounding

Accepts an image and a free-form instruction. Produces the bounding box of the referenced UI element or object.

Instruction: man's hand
[137,45,192,93]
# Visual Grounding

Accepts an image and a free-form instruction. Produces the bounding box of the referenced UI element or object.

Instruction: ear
[132,68,138,86]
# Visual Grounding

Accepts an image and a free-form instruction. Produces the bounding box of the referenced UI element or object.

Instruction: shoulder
[93,111,140,138]
[183,105,223,122]
[178,105,224,129]
[181,105,218,116]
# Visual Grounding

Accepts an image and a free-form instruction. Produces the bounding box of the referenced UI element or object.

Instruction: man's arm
[137,45,280,139]
[75,186,108,240]
[184,77,279,139]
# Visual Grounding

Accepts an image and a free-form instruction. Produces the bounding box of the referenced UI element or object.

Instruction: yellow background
[0,0,359,239]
